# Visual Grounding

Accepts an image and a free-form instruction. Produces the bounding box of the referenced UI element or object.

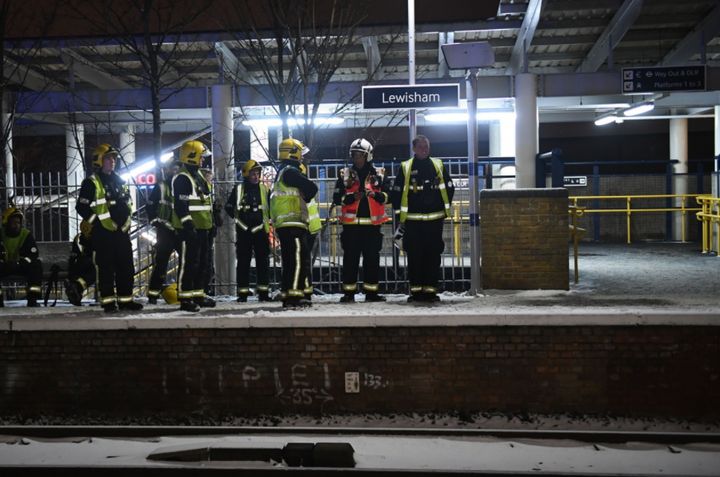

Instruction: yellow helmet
[161,283,179,305]
[242,159,263,178]
[278,138,308,162]
[179,140,210,167]
[92,144,119,168]
[2,207,23,225]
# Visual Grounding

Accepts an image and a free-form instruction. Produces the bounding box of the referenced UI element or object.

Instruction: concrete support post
[212,83,236,295]
[514,73,538,188]
[466,71,481,295]
[2,108,13,206]
[250,124,270,162]
[489,119,517,190]
[66,124,84,238]
[670,118,688,241]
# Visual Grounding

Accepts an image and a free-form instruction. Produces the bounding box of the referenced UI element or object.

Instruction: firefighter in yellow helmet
[269,138,318,308]
[171,140,215,312]
[0,207,43,307]
[224,159,272,302]
[75,144,143,313]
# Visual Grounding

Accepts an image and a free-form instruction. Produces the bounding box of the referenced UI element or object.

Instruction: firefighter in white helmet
[269,138,318,308]
[75,144,143,313]
[332,138,391,303]
[225,159,272,302]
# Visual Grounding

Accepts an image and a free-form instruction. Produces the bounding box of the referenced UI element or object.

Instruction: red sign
[135,173,156,185]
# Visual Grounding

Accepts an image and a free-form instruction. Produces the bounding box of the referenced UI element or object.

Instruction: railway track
[2,426,719,476]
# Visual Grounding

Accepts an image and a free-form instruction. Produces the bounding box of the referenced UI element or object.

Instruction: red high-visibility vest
[340,175,390,225]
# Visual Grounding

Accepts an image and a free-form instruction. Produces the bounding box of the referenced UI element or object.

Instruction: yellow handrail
[695,195,720,255]
[569,193,703,244]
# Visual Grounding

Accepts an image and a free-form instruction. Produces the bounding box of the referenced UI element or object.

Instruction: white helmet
[349,138,373,162]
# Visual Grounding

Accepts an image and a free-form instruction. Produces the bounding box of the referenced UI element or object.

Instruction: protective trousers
[91,227,134,303]
[176,229,210,299]
[0,259,43,297]
[68,254,95,292]
[341,224,383,292]
[402,219,444,295]
[147,226,176,298]
[235,228,270,296]
[277,227,309,298]
[303,232,317,296]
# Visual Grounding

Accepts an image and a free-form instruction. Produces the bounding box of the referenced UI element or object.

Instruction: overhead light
[425,111,515,123]
[623,101,655,117]
[594,113,617,126]
[242,117,344,127]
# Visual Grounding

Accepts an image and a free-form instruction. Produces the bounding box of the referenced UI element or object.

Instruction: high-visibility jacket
[270,167,308,230]
[340,174,390,226]
[171,168,213,230]
[307,199,322,234]
[1,228,30,263]
[234,182,270,234]
[89,174,133,232]
[152,181,174,230]
[399,157,450,223]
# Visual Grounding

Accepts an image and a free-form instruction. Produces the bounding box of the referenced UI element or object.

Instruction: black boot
[365,292,386,302]
[236,295,248,302]
[147,296,158,305]
[180,300,200,312]
[195,296,216,308]
[64,280,83,306]
[103,302,119,313]
[119,300,144,311]
[27,296,39,307]
[339,293,355,303]
[258,291,272,302]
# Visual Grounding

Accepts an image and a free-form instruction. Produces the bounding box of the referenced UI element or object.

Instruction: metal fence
[6,159,717,297]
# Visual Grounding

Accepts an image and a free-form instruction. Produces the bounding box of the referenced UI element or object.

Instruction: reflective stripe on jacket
[234,183,270,233]
[399,158,450,223]
[171,169,213,230]
[270,168,308,230]
[90,174,132,232]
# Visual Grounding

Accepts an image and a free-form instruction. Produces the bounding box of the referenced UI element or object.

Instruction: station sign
[564,176,587,187]
[622,66,706,94]
[362,84,459,110]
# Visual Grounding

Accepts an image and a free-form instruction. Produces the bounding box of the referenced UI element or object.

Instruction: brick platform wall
[1,325,718,420]
[480,188,569,290]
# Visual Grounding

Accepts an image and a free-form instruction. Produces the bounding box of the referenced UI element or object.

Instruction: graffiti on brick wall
[363,372,391,389]
[274,363,333,406]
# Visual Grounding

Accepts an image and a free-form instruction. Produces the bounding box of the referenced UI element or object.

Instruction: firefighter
[269,138,318,308]
[64,219,95,306]
[391,135,454,303]
[302,162,322,301]
[76,144,143,313]
[0,207,42,307]
[224,159,271,302]
[333,138,390,303]
[146,161,179,304]
[171,140,216,312]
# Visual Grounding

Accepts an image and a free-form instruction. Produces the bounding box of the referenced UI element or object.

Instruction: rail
[569,194,703,244]
[696,195,720,255]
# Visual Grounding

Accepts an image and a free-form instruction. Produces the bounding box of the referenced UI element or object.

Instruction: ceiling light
[425,111,515,123]
[594,113,617,126]
[623,102,655,117]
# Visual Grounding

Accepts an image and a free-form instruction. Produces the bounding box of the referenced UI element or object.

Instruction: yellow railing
[568,206,586,284]
[568,194,703,244]
[696,195,720,255]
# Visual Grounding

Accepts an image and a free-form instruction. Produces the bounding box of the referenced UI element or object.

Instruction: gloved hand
[181,221,196,241]
[342,194,356,205]
[368,191,385,204]
[393,224,405,242]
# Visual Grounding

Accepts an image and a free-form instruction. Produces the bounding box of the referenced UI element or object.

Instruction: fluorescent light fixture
[242,116,344,128]
[121,160,156,181]
[425,111,515,123]
[159,152,175,163]
[623,102,654,117]
[594,114,617,126]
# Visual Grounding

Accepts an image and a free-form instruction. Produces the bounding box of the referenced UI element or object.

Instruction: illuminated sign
[135,173,157,186]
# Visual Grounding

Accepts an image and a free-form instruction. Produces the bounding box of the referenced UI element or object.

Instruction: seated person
[0,207,42,307]
[64,220,95,306]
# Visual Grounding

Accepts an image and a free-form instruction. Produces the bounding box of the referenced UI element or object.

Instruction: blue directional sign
[622,66,706,94]
[362,84,459,110]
